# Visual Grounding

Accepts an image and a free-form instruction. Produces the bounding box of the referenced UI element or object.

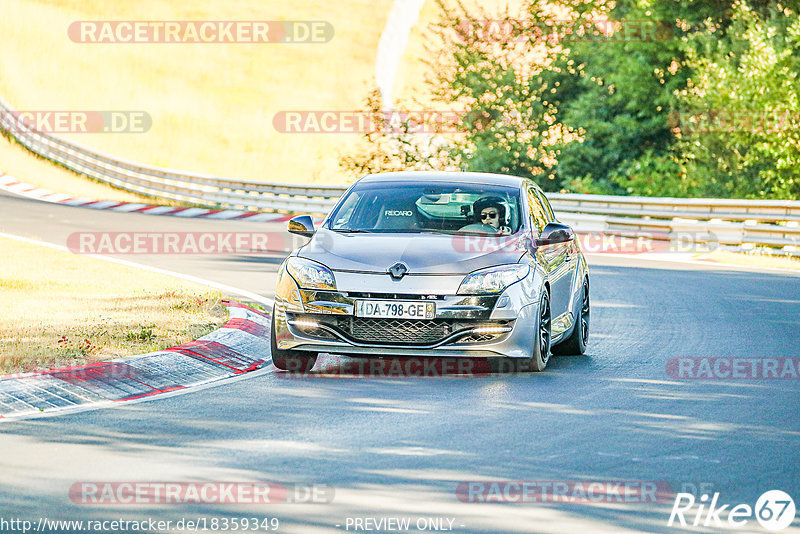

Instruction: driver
[472,196,511,235]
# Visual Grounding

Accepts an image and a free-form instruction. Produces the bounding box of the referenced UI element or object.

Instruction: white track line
[0,232,274,308]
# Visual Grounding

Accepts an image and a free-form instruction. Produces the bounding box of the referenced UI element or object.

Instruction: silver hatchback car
[271,171,589,372]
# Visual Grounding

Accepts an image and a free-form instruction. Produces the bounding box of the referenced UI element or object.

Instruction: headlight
[457,264,529,295]
[285,257,336,290]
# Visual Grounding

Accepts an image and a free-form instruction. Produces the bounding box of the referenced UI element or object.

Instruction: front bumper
[273,265,538,359]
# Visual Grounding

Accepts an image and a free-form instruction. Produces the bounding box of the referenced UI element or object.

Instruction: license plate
[355,300,435,320]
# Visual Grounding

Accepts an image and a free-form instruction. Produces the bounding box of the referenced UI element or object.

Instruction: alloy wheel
[540,291,551,364]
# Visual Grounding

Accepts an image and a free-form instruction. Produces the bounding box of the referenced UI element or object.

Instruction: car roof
[358,171,528,188]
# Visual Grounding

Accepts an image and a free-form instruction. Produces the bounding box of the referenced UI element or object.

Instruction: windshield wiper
[417,229,499,236]
[414,229,457,235]
[330,228,371,233]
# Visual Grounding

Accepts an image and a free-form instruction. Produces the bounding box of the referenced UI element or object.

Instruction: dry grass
[0,134,158,203]
[1,0,525,195]
[0,0,392,186]
[702,249,800,271]
[0,236,228,374]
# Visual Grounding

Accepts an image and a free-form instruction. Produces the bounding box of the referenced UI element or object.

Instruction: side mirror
[288,215,315,237]
[535,222,574,247]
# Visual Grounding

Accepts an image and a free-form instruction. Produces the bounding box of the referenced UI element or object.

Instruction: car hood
[298,228,528,274]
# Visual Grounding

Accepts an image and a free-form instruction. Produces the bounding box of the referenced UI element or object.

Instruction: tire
[504,289,551,373]
[552,277,589,356]
[528,288,552,372]
[270,305,317,373]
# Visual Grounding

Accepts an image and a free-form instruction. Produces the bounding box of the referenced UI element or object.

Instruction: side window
[331,191,362,229]
[536,189,556,222]
[526,187,547,234]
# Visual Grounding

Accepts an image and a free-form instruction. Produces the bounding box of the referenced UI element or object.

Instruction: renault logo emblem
[388,262,408,280]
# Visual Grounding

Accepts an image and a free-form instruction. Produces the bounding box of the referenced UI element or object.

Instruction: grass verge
[0,235,228,375]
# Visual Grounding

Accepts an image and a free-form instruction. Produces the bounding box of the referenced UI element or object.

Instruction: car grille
[348,317,453,345]
[301,315,512,346]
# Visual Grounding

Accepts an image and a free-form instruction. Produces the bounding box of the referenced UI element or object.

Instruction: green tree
[343,0,799,199]
[539,0,799,198]
[676,2,800,199]
[342,0,564,190]
[428,0,563,188]
[340,89,462,176]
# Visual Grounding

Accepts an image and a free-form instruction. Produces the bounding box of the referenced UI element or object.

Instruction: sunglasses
[480,211,498,220]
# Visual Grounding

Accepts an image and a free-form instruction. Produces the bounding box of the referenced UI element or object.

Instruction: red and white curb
[0,174,293,223]
[0,300,273,420]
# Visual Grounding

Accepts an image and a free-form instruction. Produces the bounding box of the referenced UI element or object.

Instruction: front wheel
[552,277,589,356]
[526,289,551,372]
[270,306,317,372]
[507,288,551,371]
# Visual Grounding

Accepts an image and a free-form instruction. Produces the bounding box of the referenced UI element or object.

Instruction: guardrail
[1,96,798,254]
[0,96,343,214]
[548,194,800,255]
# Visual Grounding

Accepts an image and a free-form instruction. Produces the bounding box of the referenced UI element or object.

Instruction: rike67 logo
[668,490,796,531]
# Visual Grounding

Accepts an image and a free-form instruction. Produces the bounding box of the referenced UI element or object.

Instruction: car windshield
[327,181,523,235]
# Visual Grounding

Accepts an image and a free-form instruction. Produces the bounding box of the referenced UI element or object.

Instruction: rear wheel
[270,305,317,372]
[552,277,589,356]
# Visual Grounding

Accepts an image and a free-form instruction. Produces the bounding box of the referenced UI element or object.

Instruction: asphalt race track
[1,189,799,533]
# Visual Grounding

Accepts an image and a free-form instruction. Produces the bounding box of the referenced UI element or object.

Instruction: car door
[536,188,579,335]
[527,186,571,336]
